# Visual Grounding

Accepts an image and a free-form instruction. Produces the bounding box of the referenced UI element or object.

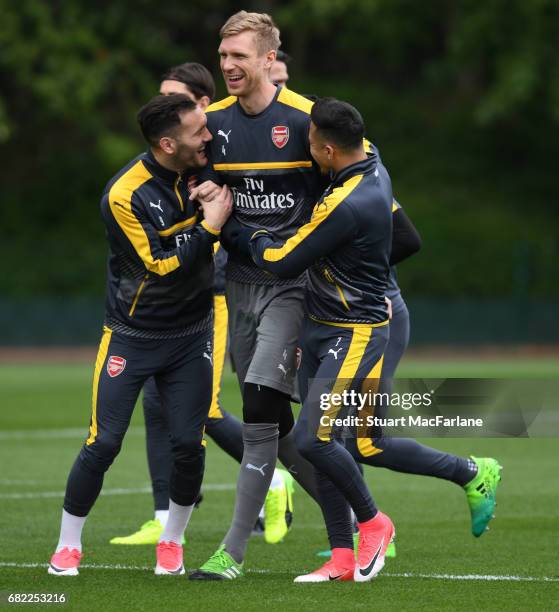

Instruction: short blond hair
[220,11,281,55]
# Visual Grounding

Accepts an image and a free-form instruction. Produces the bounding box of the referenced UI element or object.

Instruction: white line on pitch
[0,483,236,500]
[384,571,559,582]
[0,561,557,582]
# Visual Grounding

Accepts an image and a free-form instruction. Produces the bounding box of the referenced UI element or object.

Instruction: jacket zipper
[128,274,148,317]
[174,176,184,211]
[323,267,350,311]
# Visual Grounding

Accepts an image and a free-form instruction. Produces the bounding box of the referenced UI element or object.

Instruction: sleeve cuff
[201,219,220,236]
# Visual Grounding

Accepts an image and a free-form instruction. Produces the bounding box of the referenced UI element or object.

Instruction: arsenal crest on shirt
[107,355,126,378]
[271,125,289,149]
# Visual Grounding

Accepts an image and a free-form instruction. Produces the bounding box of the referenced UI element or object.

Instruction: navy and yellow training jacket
[249,154,393,325]
[100,150,219,338]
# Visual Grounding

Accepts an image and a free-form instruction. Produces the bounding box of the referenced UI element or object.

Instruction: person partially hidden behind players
[269,49,290,87]
[47,94,232,576]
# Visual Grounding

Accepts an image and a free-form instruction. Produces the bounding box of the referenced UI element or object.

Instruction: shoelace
[213,549,233,568]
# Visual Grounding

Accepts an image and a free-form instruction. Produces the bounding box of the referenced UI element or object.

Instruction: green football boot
[464,456,502,537]
[189,545,244,580]
[110,519,163,545]
[110,518,186,545]
[264,469,294,544]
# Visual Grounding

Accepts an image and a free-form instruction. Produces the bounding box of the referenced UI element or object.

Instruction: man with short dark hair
[266,57,501,564]
[248,97,395,582]
[160,62,216,107]
[110,63,296,548]
[47,94,232,577]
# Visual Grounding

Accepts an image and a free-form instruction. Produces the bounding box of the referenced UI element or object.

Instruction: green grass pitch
[0,358,558,611]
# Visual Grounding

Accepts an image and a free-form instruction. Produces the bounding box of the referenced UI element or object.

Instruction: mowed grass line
[0,361,558,611]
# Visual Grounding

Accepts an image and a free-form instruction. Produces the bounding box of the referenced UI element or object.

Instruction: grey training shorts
[226,279,305,396]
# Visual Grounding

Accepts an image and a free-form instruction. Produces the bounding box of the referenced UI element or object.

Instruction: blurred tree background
[1,0,557,343]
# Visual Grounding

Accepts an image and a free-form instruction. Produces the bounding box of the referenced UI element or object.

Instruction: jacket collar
[143,149,182,184]
[331,153,378,186]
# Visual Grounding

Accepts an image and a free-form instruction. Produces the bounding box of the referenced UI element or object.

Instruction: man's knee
[80,434,123,472]
[242,382,289,424]
[171,434,204,462]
